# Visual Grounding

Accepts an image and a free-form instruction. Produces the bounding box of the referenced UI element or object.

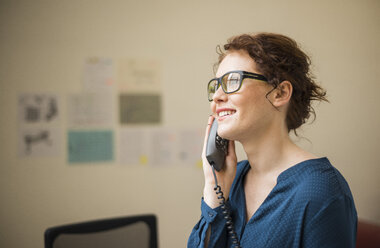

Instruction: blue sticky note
[68,130,113,163]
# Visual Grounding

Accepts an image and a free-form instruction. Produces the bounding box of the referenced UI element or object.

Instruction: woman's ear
[272,81,292,108]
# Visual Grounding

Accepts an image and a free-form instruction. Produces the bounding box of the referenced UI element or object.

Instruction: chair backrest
[44,214,158,248]
[356,220,380,248]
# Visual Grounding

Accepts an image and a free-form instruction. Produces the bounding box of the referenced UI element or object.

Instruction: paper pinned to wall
[177,128,203,166]
[118,59,161,93]
[150,128,178,166]
[83,57,114,93]
[18,127,62,157]
[18,93,60,126]
[119,93,161,124]
[68,130,114,163]
[18,93,62,158]
[118,127,203,166]
[119,128,149,165]
[67,93,113,127]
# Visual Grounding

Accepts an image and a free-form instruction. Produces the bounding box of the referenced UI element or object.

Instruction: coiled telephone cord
[211,164,241,248]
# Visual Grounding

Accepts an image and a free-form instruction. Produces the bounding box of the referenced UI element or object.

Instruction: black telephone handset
[205,120,241,247]
[206,120,229,171]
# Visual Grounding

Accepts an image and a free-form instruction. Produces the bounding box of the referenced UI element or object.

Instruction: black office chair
[44,214,158,248]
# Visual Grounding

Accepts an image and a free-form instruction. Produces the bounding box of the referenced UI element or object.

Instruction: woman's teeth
[218,110,236,117]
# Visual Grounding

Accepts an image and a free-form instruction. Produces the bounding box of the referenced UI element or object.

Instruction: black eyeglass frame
[207,70,268,101]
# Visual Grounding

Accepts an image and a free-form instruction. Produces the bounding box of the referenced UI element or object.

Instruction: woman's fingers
[202,115,215,159]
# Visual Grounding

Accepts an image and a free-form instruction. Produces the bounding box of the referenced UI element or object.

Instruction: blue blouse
[188,158,357,248]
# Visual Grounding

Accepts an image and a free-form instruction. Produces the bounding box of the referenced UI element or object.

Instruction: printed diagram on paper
[18,128,62,157]
[18,94,62,157]
[18,94,60,125]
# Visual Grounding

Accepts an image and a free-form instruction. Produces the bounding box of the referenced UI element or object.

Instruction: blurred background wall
[0,0,379,247]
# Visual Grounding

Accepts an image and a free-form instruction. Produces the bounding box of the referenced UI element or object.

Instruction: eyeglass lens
[208,72,242,101]
[222,72,241,92]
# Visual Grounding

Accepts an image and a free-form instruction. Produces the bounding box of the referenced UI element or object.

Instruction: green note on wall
[68,130,114,163]
[119,94,161,124]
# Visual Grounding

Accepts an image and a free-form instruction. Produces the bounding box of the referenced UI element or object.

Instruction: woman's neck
[240,124,315,176]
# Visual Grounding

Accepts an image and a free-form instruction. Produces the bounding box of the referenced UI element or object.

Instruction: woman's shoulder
[284,158,357,228]
[282,157,354,204]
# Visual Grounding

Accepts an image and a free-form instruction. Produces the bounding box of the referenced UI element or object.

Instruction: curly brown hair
[215,32,328,133]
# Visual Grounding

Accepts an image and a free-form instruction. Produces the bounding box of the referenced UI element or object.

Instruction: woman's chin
[217,127,235,140]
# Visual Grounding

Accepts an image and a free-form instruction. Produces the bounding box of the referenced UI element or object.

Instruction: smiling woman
[216,33,328,134]
[188,33,357,248]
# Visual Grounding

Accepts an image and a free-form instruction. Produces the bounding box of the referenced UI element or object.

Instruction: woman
[188,33,357,248]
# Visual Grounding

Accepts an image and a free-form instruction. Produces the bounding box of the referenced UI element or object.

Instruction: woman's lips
[216,109,236,121]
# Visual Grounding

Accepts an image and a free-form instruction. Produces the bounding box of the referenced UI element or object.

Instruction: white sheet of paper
[149,128,178,166]
[119,128,150,165]
[67,92,113,127]
[118,58,161,93]
[18,127,62,157]
[177,128,203,166]
[18,93,60,126]
[83,57,114,93]
[118,127,203,166]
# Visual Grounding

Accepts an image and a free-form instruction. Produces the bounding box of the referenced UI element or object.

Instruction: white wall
[0,0,379,247]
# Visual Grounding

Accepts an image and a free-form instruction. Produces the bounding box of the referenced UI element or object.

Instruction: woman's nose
[212,85,228,102]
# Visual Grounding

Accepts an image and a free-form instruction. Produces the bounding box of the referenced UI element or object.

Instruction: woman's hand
[202,116,237,208]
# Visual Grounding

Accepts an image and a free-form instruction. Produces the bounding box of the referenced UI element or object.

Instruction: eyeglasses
[207,70,268,101]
